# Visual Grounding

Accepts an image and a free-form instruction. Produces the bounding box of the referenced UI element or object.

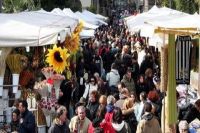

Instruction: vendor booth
[125,6,200,133]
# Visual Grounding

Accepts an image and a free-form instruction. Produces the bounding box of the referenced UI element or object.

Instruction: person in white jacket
[83,77,98,100]
[106,63,120,94]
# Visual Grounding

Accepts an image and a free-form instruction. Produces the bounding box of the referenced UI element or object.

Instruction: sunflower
[46,45,70,73]
[65,33,80,54]
[74,21,84,34]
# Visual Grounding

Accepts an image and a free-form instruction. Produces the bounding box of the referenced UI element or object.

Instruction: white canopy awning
[125,6,189,37]
[146,14,200,30]
[62,8,98,29]
[0,11,78,47]
[76,11,107,26]
[82,10,108,20]
[80,29,95,39]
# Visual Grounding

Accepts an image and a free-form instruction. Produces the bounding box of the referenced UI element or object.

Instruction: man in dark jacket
[48,106,70,133]
[18,100,36,133]
[86,91,99,120]
[183,99,200,123]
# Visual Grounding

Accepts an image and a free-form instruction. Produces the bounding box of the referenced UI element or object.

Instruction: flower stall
[0,8,83,132]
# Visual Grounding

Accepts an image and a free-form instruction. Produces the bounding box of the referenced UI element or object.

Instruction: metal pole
[96,0,99,14]
[144,0,149,12]
[169,0,172,8]
[199,38,200,96]
[199,5,200,97]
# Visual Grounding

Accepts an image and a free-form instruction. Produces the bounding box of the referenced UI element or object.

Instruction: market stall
[0,9,82,132]
[125,5,200,132]
[147,14,200,133]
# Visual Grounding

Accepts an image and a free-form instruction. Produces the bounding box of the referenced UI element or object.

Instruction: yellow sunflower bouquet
[65,22,83,54]
[74,21,83,35]
[46,45,70,74]
[65,33,80,54]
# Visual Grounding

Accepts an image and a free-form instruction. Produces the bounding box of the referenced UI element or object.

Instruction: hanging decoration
[0,48,12,76]
[6,54,27,93]
[46,45,70,73]
[175,35,192,84]
[0,48,12,96]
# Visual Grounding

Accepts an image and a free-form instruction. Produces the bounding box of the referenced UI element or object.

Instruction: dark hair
[90,76,97,84]
[195,99,200,108]
[118,82,126,88]
[19,100,28,109]
[112,107,123,124]
[75,102,86,114]
[96,105,106,119]
[13,109,20,116]
[137,74,146,83]
[111,63,117,69]
[130,91,139,102]
[144,102,152,113]
[140,91,147,100]
[113,93,119,101]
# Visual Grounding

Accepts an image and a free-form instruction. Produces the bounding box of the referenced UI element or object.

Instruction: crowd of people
[4,10,200,133]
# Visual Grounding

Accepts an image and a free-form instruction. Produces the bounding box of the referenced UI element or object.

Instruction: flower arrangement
[46,45,70,73]
[41,67,54,79]
[65,33,80,54]
[51,73,65,81]
[51,73,65,99]
[65,22,83,54]
[39,97,58,116]
[6,54,27,93]
[73,21,83,35]
[34,80,49,97]
[6,54,26,74]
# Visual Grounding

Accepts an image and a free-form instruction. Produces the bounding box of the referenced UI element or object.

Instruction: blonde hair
[56,106,67,118]
[99,95,107,105]
[123,98,133,110]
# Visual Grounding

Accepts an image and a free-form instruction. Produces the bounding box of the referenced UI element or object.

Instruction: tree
[161,0,176,9]
[40,0,82,11]
[161,0,169,7]
[195,0,200,13]
[87,5,96,13]
[174,0,198,14]
[3,0,82,13]
[3,0,40,13]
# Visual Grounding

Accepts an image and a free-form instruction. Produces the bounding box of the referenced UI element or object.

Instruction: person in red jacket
[88,105,106,133]
[100,95,116,133]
